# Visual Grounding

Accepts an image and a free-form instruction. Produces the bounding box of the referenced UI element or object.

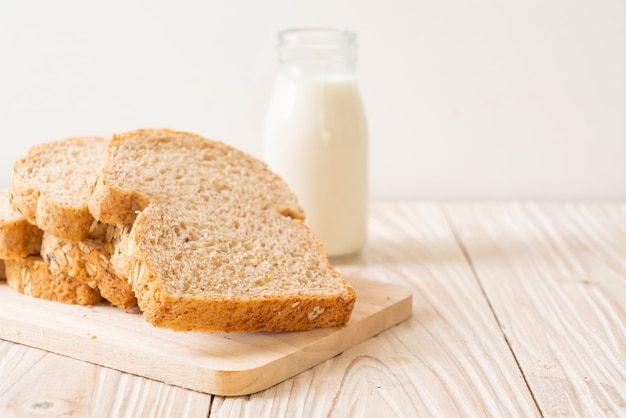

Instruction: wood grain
[3,202,623,417]
[210,202,540,417]
[446,202,626,417]
[0,339,212,418]
[0,276,411,397]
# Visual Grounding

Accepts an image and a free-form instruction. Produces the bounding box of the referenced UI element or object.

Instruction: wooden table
[1,202,625,417]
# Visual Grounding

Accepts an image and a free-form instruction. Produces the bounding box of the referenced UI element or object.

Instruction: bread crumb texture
[91,128,356,332]
[10,137,107,242]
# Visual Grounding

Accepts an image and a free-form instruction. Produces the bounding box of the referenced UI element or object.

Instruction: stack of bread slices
[0,128,356,332]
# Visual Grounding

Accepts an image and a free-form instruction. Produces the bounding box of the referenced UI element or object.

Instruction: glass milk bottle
[263,28,368,258]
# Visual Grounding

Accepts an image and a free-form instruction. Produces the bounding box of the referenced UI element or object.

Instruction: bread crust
[88,175,150,227]
[0,188,42,258]
[4,256,102,305]
[0,210,42,259]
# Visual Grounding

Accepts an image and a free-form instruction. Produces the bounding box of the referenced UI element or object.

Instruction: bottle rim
[278,27,356,48]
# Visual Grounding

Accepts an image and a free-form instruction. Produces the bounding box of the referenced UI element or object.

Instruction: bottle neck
[277,28,357,78]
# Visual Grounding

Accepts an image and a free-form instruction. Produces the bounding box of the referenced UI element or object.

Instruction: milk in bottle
[263,28,368,258]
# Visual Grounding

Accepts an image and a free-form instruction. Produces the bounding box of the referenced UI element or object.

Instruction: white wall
[1,0,624,200]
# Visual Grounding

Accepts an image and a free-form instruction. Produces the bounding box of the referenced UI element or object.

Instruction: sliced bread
[0,189,42,258]
[89,129,305,227]
[41,233,136,308]
[10,136,108,242]
[5,256,102,305]
[89,128,356,332]
[0,188,101,304]
[10,137,136,307]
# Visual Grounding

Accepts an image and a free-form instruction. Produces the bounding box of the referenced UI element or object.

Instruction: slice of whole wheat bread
[41,233,137,308]
[5,256,102,305]
[10,136,108,242]
[89,128,356,332]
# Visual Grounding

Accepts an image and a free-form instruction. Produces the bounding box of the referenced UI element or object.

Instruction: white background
[1,0,624,200]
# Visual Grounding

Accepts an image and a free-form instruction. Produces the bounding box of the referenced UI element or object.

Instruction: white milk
[263,73,368,258]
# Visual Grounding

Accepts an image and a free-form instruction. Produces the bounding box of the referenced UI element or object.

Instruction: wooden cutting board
[0,277,411,396]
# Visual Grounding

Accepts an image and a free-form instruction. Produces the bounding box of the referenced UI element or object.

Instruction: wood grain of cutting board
[0,276,411,396]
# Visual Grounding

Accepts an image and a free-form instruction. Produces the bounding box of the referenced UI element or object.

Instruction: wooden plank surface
[4,202,623,417]
[0,276,411,397]
[446,202,626,417]
[210,202,540,417]
[0,339,212,418]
